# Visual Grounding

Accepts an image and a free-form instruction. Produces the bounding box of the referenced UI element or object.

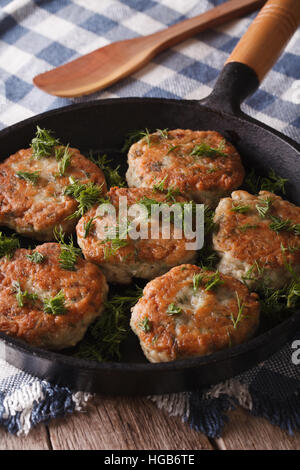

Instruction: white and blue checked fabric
[0,0,300,437]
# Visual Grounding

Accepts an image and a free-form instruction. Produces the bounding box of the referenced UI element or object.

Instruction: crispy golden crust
[76,187,197,283]
[126,129,244,206]
[130,265,260,362]
[0,147,107,240]
[0,243,108,350]
[213,190,300,275]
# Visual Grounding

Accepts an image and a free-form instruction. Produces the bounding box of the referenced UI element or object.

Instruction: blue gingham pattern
[0,0,300,436]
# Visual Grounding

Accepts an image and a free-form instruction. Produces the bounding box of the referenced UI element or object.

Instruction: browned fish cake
[0,146,106,240]
[213,190,300,288]
[126,129,244,207]
[76,186,197,284]
[130,264,260,363]
[0,243,108,350]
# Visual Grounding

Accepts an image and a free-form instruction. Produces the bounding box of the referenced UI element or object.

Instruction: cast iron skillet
[0,0,299,395]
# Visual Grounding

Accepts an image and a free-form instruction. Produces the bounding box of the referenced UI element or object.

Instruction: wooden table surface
[1,395,300,450]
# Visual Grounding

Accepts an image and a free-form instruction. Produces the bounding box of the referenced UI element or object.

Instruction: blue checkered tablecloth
[0,0,300,437]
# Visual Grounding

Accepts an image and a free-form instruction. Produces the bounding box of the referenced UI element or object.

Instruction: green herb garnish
[190,140,227,158]
[167,303,182,316]
[30,126,60,159]
[231,292,246,329]
[256,197,273,218]
[269,216,300,235]
[102,238,128,260]
[156,128,168,139]
[89,153,126,188]
[139,316,152,332]
[76,285,143,361]
[193,273,203,291]
[16,171,40,185]
[238,223,258,232]
[231,203,251,214]
[12,281,38,308]
[54,226,82,271]
[153,176,168,192]
[245,168,288,195]
[0,232,20,259]
[192,271,224,291]
[84,217,96,238]
[64,177,104,219]
[55,145,72,176]
[26,251,45,264]
[166,144,180,154]
[43,290,67,315]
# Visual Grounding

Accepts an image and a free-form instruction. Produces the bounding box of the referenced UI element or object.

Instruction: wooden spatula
[33,0,265,98]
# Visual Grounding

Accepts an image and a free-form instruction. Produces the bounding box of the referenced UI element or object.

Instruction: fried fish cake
[213,190,300,289]
[0,145,106,240]
[130,265,260,362]
[0,243,108,350]
[126,129,244,207]
[76,187,197,284]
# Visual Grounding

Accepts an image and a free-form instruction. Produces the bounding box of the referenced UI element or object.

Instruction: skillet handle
[226,0,300,82]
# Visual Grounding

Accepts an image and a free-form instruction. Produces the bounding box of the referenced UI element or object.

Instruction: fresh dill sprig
[245,168,288,195]
[121,128,152,153]
[268,216,300,235]
[54,226,82,271]
[166,303,182,316]
[193,273,203,291]
[138,196,160,217]
[156,128,168,139]
[12,281,38,308]
[242,261,264,284]
[256,197,273,218]
[84,217,96,238]
[55,145,72,176]
[204,206,215,236]
[231,292,246,329]
[64,177,104,219]
[153,176,168,192]
[204,271,224,291]
[30,126,60,159]
[166,144,180,154]
[102,237,128,260]
[139,316,152,332]
[231,203,251,214]
[89,153,126,188]
[238,223,258,232]
[26,251,45,264]
[190,140,227,158]
[0,232,20,259]
[43,290,67,315]
[75,285,143,361]
[16,170,40,185]
[269,216,293,233]
[152,177,181,202]
[192,270,224,291]
[261,169,288,195]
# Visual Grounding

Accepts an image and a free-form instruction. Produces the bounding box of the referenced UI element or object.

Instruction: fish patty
[130,264,260,362]
[0,146,106,240]
[126,129,244,207]
[0,243,108,350]
[76,187,197,284]
[213,190,300,289]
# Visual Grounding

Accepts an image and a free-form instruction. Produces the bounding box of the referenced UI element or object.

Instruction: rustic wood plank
[0,424,50,450]
[217,408,300,450]
[48,395,213,450]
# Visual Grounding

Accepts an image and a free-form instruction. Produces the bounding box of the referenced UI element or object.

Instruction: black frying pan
[0,0,299,395]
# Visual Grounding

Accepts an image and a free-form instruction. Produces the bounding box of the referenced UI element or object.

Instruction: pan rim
[0,97,299,378]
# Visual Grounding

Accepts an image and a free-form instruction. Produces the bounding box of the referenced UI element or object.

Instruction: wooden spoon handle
[149,0,266,50]
[226,0,300,82]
